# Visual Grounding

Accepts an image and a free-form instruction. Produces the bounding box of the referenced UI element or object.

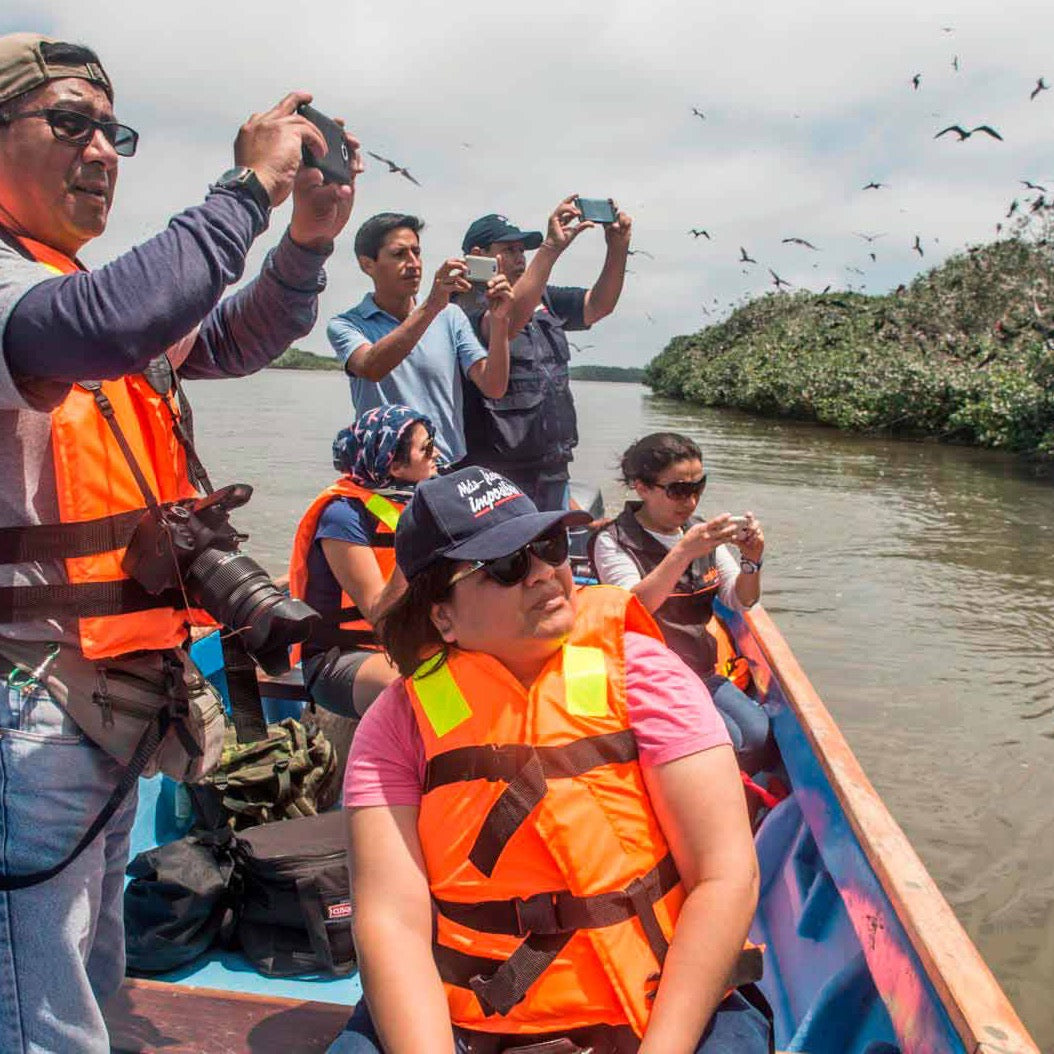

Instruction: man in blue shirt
[327,212,513,465]
[460,196,631,510]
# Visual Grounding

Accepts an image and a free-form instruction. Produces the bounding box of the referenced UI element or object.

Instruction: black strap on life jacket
[424,730,638,877]
[432,854,685,1017]
[0,509,143,564]
[0,579,187,622]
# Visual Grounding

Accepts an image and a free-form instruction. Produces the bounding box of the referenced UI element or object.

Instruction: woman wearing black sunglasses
[287,405,438,770]
[329,467,771,1054]
[589,433,774,776]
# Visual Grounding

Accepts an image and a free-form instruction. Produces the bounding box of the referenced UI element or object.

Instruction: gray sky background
[4,0,1054,368]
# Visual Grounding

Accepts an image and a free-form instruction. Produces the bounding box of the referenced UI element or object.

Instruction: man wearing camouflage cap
[0,32,359,1050]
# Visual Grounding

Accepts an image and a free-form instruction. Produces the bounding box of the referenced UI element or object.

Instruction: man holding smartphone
[327,213,514,466]
[0,31,359,1051]
[460,195,632,511]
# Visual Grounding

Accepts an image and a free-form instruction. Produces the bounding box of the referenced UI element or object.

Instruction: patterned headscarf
[332,404,436,489]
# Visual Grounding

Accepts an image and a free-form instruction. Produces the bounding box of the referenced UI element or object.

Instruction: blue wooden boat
[105,532,1039,1052]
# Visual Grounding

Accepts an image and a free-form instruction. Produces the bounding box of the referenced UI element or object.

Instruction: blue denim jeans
[702,674,775,776]
[0,677,137,1053]
[326,989,771,1052]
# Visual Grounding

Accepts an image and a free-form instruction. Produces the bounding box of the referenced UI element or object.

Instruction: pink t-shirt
[344,632,732,808]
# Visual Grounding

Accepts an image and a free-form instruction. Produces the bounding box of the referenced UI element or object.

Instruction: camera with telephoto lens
[122,483,319,675]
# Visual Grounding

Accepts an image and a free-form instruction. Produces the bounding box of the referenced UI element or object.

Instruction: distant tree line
[569,365,646,383]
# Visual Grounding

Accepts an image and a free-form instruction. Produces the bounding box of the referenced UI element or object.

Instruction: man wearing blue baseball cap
[459,195,632,511]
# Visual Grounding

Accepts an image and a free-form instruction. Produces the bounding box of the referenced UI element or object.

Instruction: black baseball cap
[461,214,543,254]
[395,467,591,580]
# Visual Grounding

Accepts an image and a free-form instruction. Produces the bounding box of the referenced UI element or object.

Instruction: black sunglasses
[448,528,570,588]
[3,108,139,157]
[650,475,707,500]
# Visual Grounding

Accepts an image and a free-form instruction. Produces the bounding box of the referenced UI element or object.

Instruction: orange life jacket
[287,479,403,664]
[0,234,214,658]
[407,585,761,1039]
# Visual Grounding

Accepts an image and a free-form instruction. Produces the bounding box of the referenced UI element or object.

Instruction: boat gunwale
[741,602,1038,1054]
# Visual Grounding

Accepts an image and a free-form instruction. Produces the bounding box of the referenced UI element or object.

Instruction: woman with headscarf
[288,404,439,735]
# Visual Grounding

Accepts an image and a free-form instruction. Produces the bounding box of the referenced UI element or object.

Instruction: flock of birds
[358,24,1049,323]
[676,30,1051,297]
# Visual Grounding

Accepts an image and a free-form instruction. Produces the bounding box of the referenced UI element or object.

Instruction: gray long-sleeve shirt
[0,189,330,647]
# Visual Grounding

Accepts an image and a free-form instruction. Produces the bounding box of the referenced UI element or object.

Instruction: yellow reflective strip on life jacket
[563,644,610,716]
[364,493,401,531]
[413,659,472,737]
[40,263,64,276]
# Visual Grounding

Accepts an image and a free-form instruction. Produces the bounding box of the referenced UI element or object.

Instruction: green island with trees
[645,230,1054,458]
[268,346,343,370]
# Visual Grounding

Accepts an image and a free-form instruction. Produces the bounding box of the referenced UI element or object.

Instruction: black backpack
[234,810,355,977]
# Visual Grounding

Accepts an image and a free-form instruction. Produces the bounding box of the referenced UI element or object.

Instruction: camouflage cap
[0,33,112,107]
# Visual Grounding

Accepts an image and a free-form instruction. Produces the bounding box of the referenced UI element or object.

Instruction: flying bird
[739,247,757,264]
[568,342,595,354]
[691,107,706,120]
[1031,196,1047,213]
[782,237,819,250]
[688,228,711,239]
[1007,199,1020,217]
[627,249,655,259]
[367,151,421,185]
[869,252,877,262]
[862,181,889,190]
[952,55,960,72]
[941,25,954,33]
[769,269,792,290]
[1031,78,1049,101]
[934,124,1003,141]
[854,231,887,243]
[1021,180,1047,192]
[912,236,924,257]
[846,266,866,276]
[912,74,922,90]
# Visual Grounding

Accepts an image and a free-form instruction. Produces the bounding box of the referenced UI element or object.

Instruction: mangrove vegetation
[646,231,1054,457]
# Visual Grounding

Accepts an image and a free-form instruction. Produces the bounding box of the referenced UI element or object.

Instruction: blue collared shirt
[327,293,488,463]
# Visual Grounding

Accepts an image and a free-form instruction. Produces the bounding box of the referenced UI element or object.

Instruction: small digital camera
[463,255,498,283]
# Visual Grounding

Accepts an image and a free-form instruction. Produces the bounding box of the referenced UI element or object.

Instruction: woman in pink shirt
[332,467,770,1054]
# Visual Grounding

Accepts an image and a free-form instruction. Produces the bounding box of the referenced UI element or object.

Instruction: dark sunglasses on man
[448,528,569,588]
[651,474,707,500]
[0,107,138,156]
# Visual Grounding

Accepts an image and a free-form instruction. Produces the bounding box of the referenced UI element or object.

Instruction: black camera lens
[186,549,319,675]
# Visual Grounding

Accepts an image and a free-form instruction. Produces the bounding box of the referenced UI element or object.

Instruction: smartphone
[463,255,498,283]
[574,196,618,224]
[296,104,352,185]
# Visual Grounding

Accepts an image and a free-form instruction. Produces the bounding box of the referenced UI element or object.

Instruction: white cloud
[3,0,1053,366]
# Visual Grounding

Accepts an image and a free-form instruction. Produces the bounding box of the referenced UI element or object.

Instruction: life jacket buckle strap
[512,890,563,937]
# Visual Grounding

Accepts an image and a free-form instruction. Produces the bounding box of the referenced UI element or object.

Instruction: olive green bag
[188,717,339,831]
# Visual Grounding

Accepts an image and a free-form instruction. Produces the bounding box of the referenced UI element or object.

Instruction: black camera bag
[233,810,355,977]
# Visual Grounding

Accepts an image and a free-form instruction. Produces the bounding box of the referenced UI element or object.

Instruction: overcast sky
[4,0,1053,368]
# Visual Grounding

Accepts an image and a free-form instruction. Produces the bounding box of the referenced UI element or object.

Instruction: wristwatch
[213,166,271,215]
[740,557,763,574]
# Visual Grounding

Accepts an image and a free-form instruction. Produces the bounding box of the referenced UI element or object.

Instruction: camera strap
[161,374,216,495]
[81,381,165,517]
[220,632,269,744]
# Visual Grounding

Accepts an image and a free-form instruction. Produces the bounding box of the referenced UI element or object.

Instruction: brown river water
[185,372,1054,1047]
